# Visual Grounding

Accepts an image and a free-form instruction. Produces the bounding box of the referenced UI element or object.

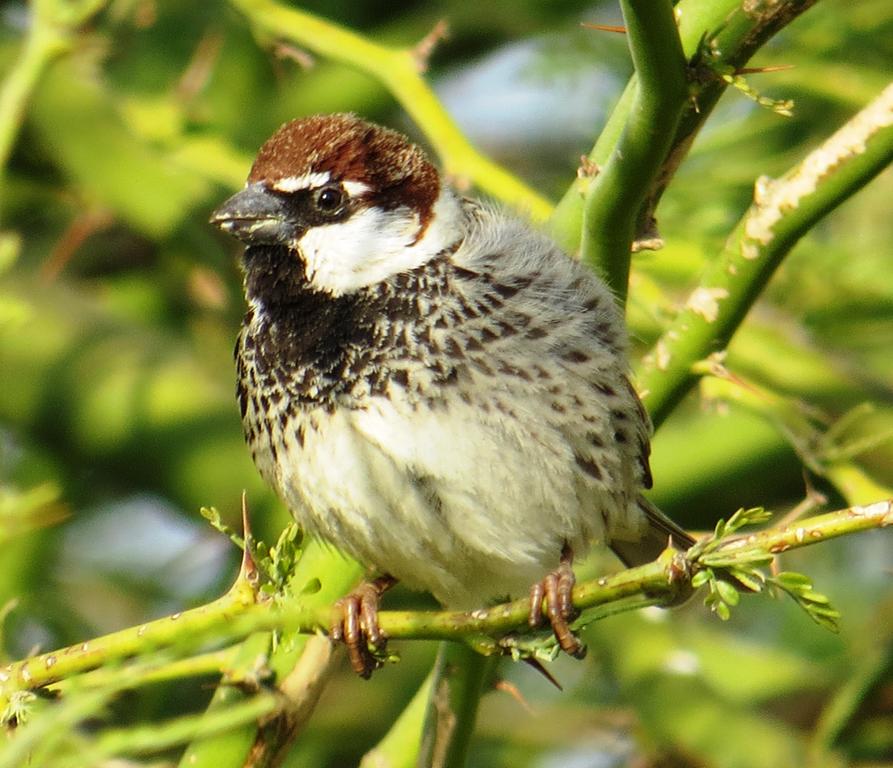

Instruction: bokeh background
[1,0,892,765]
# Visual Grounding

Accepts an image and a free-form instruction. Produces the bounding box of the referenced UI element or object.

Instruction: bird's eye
[314,185,344,213]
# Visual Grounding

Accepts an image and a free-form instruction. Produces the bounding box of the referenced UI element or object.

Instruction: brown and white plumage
[213,113,693,612]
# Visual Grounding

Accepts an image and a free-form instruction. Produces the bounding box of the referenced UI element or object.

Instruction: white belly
[260,394,613,607]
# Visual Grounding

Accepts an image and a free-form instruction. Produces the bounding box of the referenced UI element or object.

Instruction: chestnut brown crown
[249,113,440,217]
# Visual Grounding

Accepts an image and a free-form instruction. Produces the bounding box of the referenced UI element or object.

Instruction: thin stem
[177,540,365,768]
[579,0,687,301]
[713,500,892,558]
[0,0,109,213]
[360,670,435,768]
[4,499,889,714]
[84,691,280,765]
[243,635,342,767]
[417,642,496,768]
[226,0,552,220]
[48,648,237,694]
[550,0,820,258]
[0,564,259,697]
[639,82,893,427]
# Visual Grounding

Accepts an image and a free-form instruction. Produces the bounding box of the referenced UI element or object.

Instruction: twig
[244,635,341,768]
[226,0,552,220]
[3,500,889,715]
[360,670,434,768]
[0,552,259,702]
[89,689,280,765]
[550,0,819,257]
[174,536,365,768]
[417,643,496,768]
[48,648,238,695]
[578,0,687,301]
[0,0,108,210]
[639,82,893,428]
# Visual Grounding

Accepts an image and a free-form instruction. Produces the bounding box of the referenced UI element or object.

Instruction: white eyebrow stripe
[269,175,371,198]
[271,172,332,192]
[342,180,371,196]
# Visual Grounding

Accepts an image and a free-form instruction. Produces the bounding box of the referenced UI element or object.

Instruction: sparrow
[211,113,695,677]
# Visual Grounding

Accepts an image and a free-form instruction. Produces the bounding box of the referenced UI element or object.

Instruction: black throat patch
[236,243,458,410]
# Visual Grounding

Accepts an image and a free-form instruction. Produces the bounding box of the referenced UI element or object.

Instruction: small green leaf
[774,571,811,589]
[768,573,841,634]
[199,506,244,549]
[720,71,794,116]
[725,568,765,592]
[799,590,831,604]
[299,578,322,596]
[715,579,741,607]
[808,610,840,633]
[724,506,772,534]
[692,569,712,588]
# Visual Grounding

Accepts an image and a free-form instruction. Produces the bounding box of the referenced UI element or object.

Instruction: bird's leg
[330,575,397,678]
[528,544,586,658]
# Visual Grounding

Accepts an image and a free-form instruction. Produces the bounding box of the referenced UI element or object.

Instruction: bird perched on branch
[212,113,694,677]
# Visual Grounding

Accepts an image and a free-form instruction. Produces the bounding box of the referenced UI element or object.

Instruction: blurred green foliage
[0,0,891,766]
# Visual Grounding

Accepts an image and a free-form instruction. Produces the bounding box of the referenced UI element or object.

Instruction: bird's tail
[609,495,696,568]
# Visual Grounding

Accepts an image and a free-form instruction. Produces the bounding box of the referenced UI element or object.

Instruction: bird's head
[212,113,463,296]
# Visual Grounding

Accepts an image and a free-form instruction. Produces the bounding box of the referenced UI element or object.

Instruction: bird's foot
[528,544,586,659]
[331,575,397,678]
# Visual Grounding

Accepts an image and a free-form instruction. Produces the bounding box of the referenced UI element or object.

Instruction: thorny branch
[2,498,890,719]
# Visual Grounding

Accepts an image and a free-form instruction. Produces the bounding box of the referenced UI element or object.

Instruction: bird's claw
[330,576,395,678]
[528,546,586,659]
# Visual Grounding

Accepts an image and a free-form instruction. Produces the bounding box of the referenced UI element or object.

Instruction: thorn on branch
[176,29,224,104]
[631,215,663,253]
[274,42,315,70]
[413,19,449,73]
[734,64,796,75]
[495,676,540,710]
[580,22,627,35]
[239,492,261,591]
[577,155,600,179]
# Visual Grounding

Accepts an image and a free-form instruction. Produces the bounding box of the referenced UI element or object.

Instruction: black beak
[210,182,298,245]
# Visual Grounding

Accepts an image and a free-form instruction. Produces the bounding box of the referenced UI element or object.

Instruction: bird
[211,113,695,677]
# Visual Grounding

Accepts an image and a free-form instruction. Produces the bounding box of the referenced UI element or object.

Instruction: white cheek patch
[296,188,465,295]
[298,207,420,294]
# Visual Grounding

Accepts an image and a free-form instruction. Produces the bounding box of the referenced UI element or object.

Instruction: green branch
[177,537,364,768]
[360,671,434,768]
[550,0,819,258]
[639,81,893,427]
[0,553,259,705]
[3,499,890,720]
[49,649,237,695]
[242,636,342,767]
[0,0,108,213]
[417,643,496,768]
[226,0,552,220]
[84,690,280,766]
[578,0,687,300]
